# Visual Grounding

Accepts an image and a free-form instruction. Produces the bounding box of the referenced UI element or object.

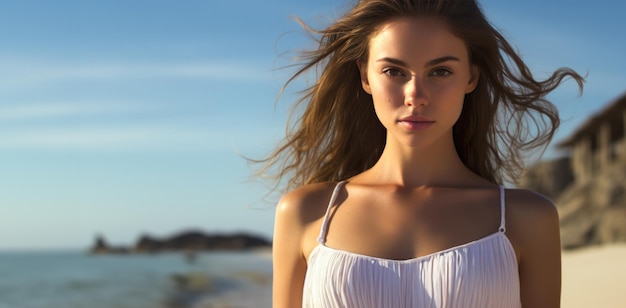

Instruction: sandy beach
[561,243,626,307]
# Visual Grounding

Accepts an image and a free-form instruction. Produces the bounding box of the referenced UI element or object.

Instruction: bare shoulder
[273,182,340,261]
[504,190,562,306]
[505,188,558,218]
[504,188,561,257]
[275,182,339,225]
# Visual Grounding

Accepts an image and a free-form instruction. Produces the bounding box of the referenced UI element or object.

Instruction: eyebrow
[376,56,460,67]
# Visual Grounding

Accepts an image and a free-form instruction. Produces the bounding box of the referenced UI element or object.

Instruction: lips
[397,115,435,131]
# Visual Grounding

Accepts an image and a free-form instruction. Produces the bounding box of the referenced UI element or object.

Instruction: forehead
[368,17,469,62]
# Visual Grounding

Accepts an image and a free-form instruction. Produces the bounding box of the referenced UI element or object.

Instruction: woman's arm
[510,190,562,307]
[272,192,308,308]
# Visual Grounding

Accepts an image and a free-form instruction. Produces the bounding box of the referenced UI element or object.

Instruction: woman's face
[359,17,478,149]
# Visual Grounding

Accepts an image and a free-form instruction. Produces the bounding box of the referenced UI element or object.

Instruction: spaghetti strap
[317,181,347,244]
[499,185,506,233]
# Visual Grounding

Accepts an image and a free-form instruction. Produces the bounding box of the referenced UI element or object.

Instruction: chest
[318,191,501,261]
[303,234,521,308]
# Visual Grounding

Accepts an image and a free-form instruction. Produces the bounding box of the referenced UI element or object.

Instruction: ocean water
[0,250,272,308]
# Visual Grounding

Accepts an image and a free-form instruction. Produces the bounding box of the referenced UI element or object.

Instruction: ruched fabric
[302,181,521,308]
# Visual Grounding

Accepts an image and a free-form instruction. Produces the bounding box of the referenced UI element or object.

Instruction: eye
[382,67,405,77]
[430,68,452,77]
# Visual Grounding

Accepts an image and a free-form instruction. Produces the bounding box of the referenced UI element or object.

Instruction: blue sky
[0,0,624,250]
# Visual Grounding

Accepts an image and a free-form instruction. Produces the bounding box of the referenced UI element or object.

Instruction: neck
[367,131,476,188]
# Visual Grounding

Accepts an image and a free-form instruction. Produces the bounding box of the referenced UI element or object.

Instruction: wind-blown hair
[255,0,584,192]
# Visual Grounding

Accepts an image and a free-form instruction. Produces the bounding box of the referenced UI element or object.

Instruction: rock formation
[89,230,271,254]
[89,234,130,254]
[133,230,272,253]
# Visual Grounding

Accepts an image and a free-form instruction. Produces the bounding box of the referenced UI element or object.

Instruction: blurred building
[520,92,626,249]
[558,92,626,183]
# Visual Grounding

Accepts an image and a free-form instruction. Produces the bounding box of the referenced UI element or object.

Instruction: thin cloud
[0,123,279,153]
[0,125,208,151]
[0,101,165,121]
[0,59,272,89]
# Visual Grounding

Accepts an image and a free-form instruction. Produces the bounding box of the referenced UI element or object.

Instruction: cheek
[433,82,467,105]
[444,95,466,123]
[371,91,402,123]
[370,81,403,105]
[371,96,398,129]
[427,84,466,121]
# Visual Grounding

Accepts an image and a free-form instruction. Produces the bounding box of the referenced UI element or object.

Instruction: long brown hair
[254,0,584,192]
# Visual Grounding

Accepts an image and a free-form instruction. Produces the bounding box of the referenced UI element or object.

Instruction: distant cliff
[90,230,272,254]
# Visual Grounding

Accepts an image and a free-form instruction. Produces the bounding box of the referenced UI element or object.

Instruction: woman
[263,0,584,307]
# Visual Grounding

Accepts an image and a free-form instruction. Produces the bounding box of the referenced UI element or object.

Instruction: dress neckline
[312,181,511,264]
[311,231,513,264]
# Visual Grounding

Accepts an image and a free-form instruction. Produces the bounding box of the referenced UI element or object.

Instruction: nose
[404,77,427,107]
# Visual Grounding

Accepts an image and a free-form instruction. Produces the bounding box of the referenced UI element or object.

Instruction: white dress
[302,181,521,308]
